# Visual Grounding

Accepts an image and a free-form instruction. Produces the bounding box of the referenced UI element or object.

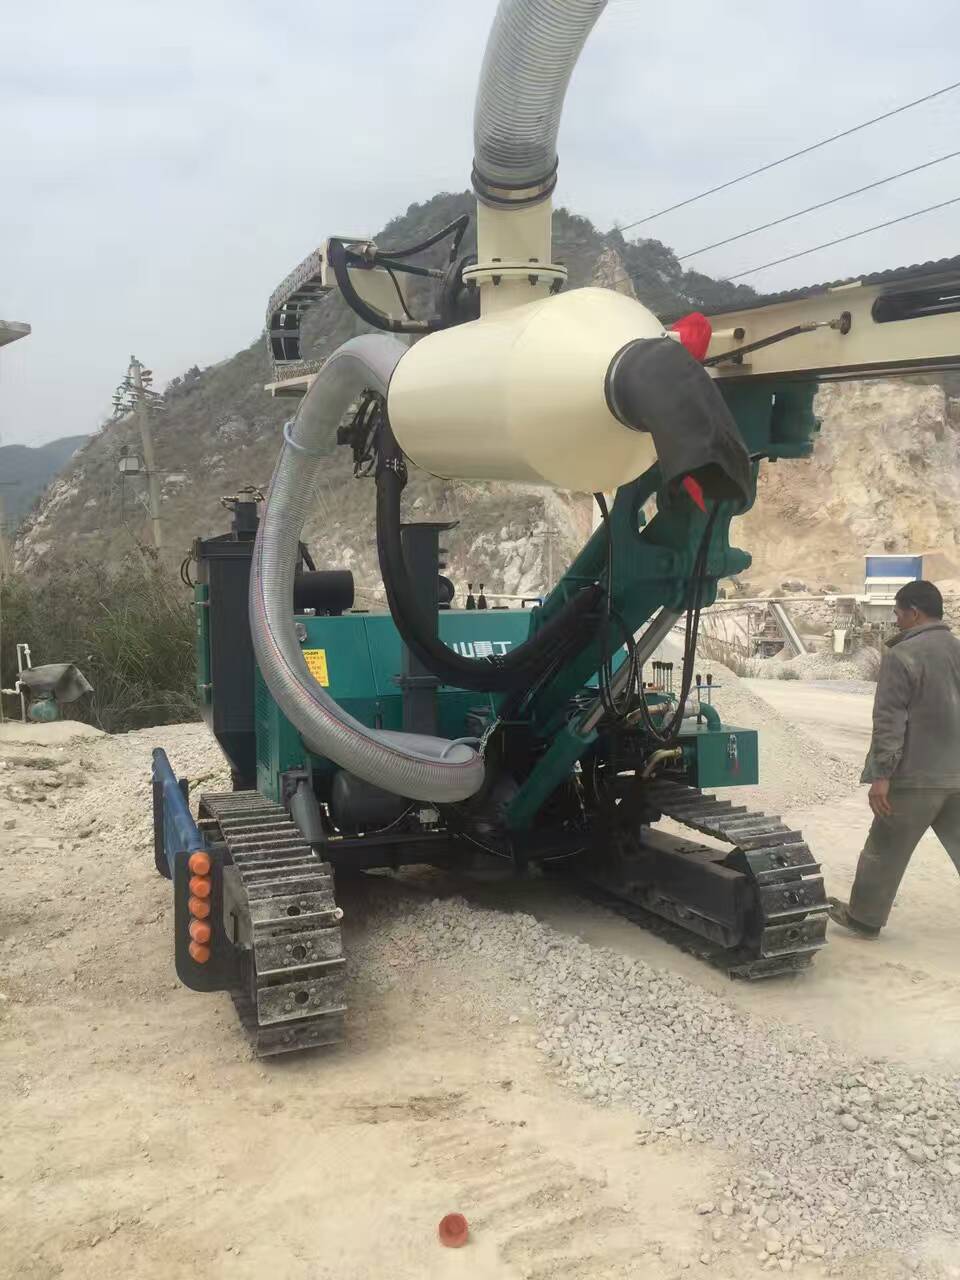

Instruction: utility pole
[114,356,164,550]
[130,357,163,550]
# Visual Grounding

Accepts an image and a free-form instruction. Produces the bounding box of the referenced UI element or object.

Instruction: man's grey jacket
[862,621,960,787]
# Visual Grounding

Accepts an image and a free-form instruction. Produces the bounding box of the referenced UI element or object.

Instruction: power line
[678,149,960,261]
[725,195,960,280]
[613,79,960,234]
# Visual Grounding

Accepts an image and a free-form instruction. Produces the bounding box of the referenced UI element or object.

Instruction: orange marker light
[189,919,212,945]
[188,941,211,964]
[188,851,211,875]
[189,875,211,899]
[188,896,211,919]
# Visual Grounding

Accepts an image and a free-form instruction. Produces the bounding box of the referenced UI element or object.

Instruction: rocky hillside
[13,193,754,601]
[734,380,960,594]
[14,191,960,598]
[0,434,88,526]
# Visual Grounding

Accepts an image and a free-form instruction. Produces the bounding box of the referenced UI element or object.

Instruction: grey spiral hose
[473,0,607,199]
[249,334,485,803]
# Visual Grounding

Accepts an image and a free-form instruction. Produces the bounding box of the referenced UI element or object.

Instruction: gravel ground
[3,708,960,1277]
[747,649,881,684]
[353,884,960,1272]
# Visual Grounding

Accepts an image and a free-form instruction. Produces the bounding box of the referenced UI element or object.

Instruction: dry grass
[1,554,197,732]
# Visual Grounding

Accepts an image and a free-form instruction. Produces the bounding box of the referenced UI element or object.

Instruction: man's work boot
[828,898,880,939]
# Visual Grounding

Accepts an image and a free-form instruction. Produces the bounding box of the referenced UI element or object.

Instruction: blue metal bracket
[152,747,205,879]
[151,747,238,993]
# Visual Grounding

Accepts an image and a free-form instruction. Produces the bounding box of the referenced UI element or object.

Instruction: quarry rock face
[733,379,960,593]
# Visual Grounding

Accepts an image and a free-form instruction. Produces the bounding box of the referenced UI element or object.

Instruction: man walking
[829,580,960,938]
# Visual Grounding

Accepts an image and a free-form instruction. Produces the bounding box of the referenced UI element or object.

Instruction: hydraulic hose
[376,425,603,693]
[327,239,430,336]
[473,0,607,202]
[249,334,485,804]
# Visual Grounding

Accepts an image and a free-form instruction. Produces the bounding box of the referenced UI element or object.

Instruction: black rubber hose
[367,255,445,280]
[375,430,603,693]
[328,240,430,335]
[377,215,470,261]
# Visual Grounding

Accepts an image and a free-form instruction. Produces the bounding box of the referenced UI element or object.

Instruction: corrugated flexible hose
[473,0,607,192]
[249,335,485,803]
[253,0,610,801]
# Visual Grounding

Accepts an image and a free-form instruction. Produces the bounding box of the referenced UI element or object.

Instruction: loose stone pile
[351,887,960,1267]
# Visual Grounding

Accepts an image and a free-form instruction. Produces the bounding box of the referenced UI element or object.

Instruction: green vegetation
[0,555,197,732]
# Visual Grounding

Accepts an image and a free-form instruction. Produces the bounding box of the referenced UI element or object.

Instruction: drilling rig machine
[153,0,960,1055]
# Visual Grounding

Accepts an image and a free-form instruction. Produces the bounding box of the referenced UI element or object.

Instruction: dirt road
[742,680,874,767]
[1,703,959,1280]
[740,678,960,1061]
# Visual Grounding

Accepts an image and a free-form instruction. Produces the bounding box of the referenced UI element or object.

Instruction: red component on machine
[188,851,212,875]
[188,895,211,920]
[437,1213,469,1248]
[669,311,712,362]
[681,474,707,512]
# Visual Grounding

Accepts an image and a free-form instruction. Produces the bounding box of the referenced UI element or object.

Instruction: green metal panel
[254,609,531,801]
[254,670,306,802]
[194,584,211,705]
[678,723,759,789]
[250,380,815,818]
[504,381,818,825]
[720,381,819,460]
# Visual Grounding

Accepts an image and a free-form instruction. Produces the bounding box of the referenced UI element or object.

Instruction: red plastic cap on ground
[437,1213,469,1248]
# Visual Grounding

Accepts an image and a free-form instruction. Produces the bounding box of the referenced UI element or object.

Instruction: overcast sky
[2,0,958,446]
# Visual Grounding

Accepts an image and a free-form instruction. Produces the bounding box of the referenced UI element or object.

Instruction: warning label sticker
[302,648,330,686]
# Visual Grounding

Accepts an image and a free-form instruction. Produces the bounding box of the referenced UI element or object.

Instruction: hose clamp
[471,159,558,208]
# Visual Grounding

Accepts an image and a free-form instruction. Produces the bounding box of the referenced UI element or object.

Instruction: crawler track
[200,791,346,1056]
[583,781,828,978]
